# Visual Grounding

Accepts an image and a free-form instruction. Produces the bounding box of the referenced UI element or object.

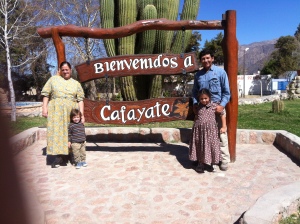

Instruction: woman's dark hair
[198,88,211,98]
[59,61,71,69]
[70,108,81,121]
[199,48,214,59]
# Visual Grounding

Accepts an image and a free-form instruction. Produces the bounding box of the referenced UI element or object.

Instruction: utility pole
[243,47,249,98]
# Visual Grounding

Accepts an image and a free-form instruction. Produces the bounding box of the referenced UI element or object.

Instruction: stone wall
[1,103,43,117]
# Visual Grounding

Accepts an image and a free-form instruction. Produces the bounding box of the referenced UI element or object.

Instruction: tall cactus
[135,4,157,99]
[118,0,137,101]
[100,0,115,57]
[99,0,200,101]
[136,4,157,54]
[171,0,200,53]
[149,0,180,98]
[165,0,180,53]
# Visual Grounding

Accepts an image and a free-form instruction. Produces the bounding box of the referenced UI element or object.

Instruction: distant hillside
[238,39,277,75]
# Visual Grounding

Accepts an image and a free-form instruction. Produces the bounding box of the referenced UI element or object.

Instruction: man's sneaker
[81,162,87,167]
[76,162,82,169]
[219,162,228,171]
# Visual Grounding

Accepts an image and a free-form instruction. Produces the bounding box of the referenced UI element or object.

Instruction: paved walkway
[15,140,300,224]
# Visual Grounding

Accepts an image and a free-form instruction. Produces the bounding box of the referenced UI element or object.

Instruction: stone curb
[10,127,300,162]
[242,181,300,224]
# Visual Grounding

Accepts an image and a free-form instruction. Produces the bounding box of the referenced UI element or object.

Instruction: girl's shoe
[195,163,204,173]
[81,162,87,167]
[204,164,214,172]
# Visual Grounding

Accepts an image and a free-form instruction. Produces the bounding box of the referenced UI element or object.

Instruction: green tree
[40,0,106,100]
[261,35,299,78]
[293,23,300,68]
[186,31,201,55]
[294,23,300,41]
[0,0,45,121]
[204,32,224,65]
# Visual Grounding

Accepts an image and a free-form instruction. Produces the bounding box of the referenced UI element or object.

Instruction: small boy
[68,108,87,169]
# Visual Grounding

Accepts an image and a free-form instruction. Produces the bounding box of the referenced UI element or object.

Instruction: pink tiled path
[15,140,300,224]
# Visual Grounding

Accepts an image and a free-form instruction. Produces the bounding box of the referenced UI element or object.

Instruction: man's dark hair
[199,48,214,59]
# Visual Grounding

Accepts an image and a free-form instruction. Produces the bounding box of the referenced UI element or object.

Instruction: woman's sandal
[51,156,63,168]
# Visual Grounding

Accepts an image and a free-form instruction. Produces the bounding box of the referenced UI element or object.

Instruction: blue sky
[185,0,300,46]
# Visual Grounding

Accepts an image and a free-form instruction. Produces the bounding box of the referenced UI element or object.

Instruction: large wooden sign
[37,11,238,161]
[84,98,194,124]
[75,53,199,82]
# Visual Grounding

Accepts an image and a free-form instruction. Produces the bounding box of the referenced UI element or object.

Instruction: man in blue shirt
[192,48,231,171]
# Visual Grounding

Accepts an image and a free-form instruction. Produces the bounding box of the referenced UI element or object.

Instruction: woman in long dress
[42,61,85,168]
[189,88,226,173]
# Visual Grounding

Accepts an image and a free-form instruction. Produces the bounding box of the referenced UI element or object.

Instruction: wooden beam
[51,28,66,68]
[37,19,223,39]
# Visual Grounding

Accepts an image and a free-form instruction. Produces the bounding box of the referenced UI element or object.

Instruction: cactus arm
[135,3,157,99]
[165,0,180,53]
[100,0,116,57]
[171,0,200,53]
[136,4,157,54]
[117,0,138,101]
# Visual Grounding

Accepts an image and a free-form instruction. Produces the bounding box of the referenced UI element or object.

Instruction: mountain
[238,39,277,75]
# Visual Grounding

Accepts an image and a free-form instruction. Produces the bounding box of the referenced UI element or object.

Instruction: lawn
[6,98,300,137]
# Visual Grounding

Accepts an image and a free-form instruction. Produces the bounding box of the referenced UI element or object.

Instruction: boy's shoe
[76,162,82,169]
[81,162,87,167]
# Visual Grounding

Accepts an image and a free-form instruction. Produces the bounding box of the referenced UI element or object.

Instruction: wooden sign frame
[37,10,238,162]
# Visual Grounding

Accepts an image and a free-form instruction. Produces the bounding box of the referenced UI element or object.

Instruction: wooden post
[51,28,66,68]
[222,10,238,162]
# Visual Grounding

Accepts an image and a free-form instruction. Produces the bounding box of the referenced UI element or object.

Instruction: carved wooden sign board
[75,53,199,124]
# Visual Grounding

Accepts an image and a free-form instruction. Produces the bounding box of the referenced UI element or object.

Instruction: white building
[187,74,288,98]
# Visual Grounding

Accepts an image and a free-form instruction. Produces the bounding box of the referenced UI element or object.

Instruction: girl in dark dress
[189,88,226,173]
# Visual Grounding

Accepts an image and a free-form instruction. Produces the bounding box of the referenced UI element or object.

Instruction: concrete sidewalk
[14,139,300,224]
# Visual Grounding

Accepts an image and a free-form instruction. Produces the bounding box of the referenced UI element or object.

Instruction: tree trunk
[5,40,16,121]
[84,80,97,100]
[3,5,16,121]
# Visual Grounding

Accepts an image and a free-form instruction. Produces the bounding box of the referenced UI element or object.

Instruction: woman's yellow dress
[41,75,84,155]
